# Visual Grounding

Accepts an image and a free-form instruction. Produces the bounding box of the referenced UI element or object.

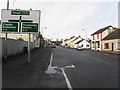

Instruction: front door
[112,43,114,51]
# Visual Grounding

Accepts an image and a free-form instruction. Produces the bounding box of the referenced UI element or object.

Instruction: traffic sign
[22,23,38,32]
[2,22,18,32]
[11,10,30,15]
[1,9,40,33]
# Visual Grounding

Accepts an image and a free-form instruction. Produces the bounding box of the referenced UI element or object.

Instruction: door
[112,43,114,51]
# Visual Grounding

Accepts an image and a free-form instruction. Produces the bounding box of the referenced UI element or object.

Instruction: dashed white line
[61,68,73,90]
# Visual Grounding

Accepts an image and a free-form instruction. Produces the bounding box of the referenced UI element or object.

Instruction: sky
[0,0,119,40]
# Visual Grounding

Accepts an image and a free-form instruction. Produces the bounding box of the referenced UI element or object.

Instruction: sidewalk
[2,47,52,88]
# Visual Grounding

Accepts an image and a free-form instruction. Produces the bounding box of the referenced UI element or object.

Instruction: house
[91,25,115,51]
[101,29,120,54]
[70,36,82,48]
[65,36,76,47]
[61,39,69,47]
[75,39,91,49]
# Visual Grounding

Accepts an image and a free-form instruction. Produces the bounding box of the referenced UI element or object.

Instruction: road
[48,46,118,89]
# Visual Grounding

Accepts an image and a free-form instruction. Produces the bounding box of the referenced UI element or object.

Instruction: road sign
[22,23,38,32]
[2,22,18,32]
[1,9,40,33]
[11,10,30,15]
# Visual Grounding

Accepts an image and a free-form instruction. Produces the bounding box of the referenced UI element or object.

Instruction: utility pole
[7,0,9,10]
[4,0,9,61]
[82,29,87,49]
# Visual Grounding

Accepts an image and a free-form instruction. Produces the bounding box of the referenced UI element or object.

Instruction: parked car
[52,45,56,48]
[76,46,83,51]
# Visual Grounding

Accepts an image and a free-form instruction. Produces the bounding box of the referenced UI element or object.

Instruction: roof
[64,39,69,42]
[70,36,75,39]
[102,29,120,40]
[75,39,84,44]
[91,25,113,36]
[71,37,79,43]
[75,39,91,44]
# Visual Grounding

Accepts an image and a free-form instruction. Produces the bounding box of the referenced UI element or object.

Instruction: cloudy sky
[0,0,119,40]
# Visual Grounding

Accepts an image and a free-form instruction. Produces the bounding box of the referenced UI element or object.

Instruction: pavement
[2,47,54,88]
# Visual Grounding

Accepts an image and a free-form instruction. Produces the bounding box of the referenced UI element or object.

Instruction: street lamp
[82,29,87,48]
[41,27,47,34]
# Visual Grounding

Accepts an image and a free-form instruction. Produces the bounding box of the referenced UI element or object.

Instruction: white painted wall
[2,38,33,58]
[102,27,113,39]
[77,40,90,49]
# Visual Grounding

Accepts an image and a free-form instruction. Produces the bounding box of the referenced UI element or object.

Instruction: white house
[75,39,91,49]
[91,25,115,51]
[102,29,120,54]
[70,36,82,48]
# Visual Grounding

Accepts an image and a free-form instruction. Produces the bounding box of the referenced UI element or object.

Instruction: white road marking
[104,53,109,55]
[49,53,53,66]
[52,66,58,69]
[45,53,57,74]
[46,52,74,89]
[65,64,75,68]
[61,68,73,90]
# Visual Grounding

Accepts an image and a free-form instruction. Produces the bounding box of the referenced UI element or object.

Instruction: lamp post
[41,27,47,34]
[82,29,87,48]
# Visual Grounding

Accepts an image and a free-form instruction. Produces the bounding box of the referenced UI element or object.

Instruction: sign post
[28,33,31,63]
[4,33,7,61]
[1,9,40,63]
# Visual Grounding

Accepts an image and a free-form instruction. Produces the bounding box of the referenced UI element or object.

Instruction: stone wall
[2,38,33,58]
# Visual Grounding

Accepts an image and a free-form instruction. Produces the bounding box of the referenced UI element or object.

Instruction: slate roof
[91,25,113,36]
[102,29,120,40]
[75,39,91,44]
[71,37,79,43]
[75,39,84,44]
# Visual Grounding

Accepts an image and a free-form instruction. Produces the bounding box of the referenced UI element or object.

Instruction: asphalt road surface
[49,46,118,89]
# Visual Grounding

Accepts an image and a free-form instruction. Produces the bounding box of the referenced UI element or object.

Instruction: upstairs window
[97,34,99,39]
[93,35,94,40]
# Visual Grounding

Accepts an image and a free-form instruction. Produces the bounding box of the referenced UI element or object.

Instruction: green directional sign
[22,23,38,32]
[2,22,18,32]
[11,10,30,15]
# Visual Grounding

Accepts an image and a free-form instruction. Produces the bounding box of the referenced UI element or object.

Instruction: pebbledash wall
[2,38,33,58]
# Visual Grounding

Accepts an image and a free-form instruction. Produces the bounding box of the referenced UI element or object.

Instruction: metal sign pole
[4,33,7,61]
[33,34,35,49]
[28,33,31,63]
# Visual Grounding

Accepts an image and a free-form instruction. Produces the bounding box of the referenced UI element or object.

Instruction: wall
[78,40,90,49]
[102,27,113,39]
[102,39,120,52]
[2,38,33,58]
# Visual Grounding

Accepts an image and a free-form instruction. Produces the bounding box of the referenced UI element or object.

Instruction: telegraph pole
[4,0,9,61]
[7,0,9,9]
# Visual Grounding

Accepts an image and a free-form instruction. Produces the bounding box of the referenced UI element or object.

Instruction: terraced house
[102,29,120,54]
[91,25,116,51]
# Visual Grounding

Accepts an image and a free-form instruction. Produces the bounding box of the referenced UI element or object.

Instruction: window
[93,35,94,40]
[97,34,99,39]
[104,43,109,49]
[81,44,83,47]
[87,45,89,47]
[117,42,120,50]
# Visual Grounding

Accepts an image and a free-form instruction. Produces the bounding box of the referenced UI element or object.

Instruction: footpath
[2,47,52,88]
